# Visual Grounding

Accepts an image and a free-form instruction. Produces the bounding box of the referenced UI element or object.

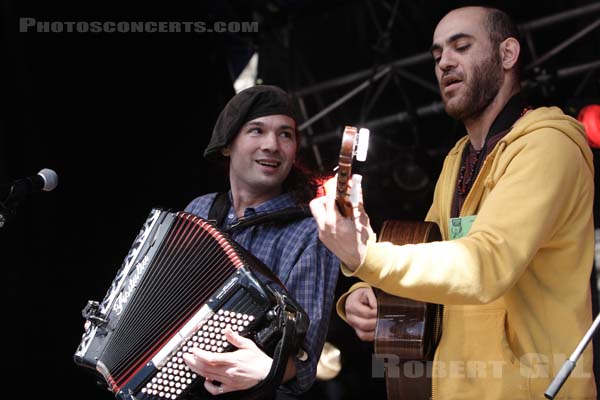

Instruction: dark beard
[444,50,504,121]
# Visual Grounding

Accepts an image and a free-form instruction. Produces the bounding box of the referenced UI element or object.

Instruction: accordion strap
[207,191,231,228]
[231,294,301,400]
[208,192,311,233]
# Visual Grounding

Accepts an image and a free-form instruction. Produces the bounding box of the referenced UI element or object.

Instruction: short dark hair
[485,8,521,72]
[486,8,520,45]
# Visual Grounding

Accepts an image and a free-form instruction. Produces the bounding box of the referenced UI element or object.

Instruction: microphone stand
[544,312,600,398]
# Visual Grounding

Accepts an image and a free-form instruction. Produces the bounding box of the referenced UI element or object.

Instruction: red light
[314,174,335,198]
[578,104,600,149]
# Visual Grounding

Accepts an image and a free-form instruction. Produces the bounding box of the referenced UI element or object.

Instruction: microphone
[2,168,59,205]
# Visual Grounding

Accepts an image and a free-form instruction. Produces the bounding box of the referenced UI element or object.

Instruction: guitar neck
[335,126,358,218]
[335,162,353,217]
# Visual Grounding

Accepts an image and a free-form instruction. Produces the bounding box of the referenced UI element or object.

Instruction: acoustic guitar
[333,127,442,400]
[374,221,442,400]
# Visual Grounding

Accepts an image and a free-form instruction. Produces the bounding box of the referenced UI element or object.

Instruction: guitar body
[374,220,442,400]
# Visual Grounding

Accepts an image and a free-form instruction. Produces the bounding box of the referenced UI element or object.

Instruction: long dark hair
[282,162,324,205]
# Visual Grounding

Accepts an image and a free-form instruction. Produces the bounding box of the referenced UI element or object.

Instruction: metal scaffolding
[291,2,600,170]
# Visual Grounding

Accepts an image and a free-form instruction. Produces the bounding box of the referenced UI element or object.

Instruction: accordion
[74,208,308,400]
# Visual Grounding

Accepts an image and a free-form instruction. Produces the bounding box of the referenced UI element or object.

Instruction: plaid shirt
[185,192,339,394]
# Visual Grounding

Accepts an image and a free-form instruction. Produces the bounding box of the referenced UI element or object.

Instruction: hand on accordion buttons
[183,327,272,395]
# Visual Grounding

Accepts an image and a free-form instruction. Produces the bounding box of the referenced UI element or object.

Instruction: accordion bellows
[74,208,306,400]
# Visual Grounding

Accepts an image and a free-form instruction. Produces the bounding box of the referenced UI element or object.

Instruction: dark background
[1,1,599,399]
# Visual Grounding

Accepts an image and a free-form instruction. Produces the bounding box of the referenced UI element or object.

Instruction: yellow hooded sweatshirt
[337,106,596,399]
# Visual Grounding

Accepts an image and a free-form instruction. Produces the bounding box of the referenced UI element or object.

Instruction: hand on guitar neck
[310,175,372,270]
[310,126,374,271]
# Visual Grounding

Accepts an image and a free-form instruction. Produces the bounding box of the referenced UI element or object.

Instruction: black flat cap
[204,85,297,160]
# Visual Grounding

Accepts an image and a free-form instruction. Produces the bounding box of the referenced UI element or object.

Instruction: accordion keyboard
[140,310,257,399]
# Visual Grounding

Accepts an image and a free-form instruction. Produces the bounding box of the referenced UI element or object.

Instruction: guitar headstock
[335,126,370,217]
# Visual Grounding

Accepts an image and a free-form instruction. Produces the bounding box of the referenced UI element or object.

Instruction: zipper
[433,145,498,399]
[441,152,462,238]
[433,141,487,400]
[431,150,461,400]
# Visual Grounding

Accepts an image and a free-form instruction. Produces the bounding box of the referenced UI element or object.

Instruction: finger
[349,174,364,207]
[346,304,377,324]
[347,316,377,333]
[353,199,371,228]
[183,350,202,368]
[183,351,211,378]
[183,350,216,374]
[322,175,338,198]
[309,197,327,231]
[186,347,226,367]
[223,326,254,349]
[204,379,226,396]
[350,288,375,309]
[347,301,377,319]
[324,176,340,226]
[357,289,371,306]
[363,288,378,309]
[325,175,340,209]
